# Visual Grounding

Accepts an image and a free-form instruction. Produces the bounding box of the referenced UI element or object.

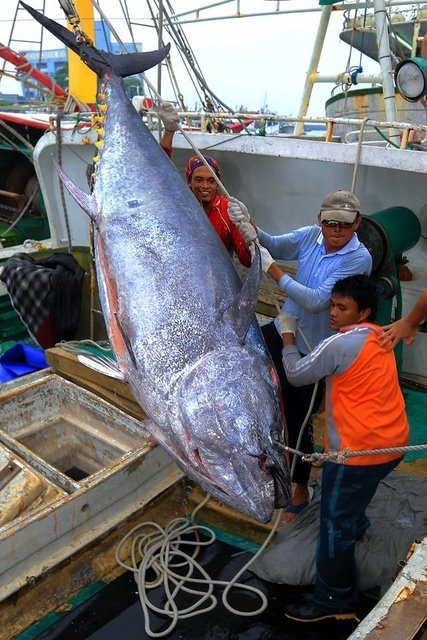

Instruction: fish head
[177,347,291,522]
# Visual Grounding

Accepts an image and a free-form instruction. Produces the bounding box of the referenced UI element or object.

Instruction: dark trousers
[261,320,324,485]
[314,459,401,611]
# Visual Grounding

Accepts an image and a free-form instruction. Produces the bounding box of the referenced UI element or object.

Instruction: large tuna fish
[22,2,290,522]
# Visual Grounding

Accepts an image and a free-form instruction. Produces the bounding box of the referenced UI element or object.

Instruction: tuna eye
[270,421,284,444]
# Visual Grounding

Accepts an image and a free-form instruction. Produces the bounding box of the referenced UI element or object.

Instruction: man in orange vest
[278,274,409,623]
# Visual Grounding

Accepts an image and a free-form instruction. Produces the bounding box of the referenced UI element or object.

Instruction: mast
[294,5,332,136]
[373,0,400,143]
[67,0,96,105]
[295,1,400,142]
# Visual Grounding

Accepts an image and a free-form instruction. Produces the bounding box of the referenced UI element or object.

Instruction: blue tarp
[0,343,47,383]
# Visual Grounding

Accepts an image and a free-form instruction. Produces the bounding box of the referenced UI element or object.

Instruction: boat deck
[8,481,426,640]
[23,538,373,640]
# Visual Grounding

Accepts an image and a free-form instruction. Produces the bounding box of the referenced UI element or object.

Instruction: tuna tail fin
[222,243,261,342]
[19,1,170,78]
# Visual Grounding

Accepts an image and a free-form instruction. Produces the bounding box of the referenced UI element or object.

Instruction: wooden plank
[45,347,146,420]
[361,580,427,640]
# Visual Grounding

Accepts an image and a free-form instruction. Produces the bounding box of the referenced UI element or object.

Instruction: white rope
[115,493,284,638]
[283,442,427,465]
[54,339,112,353]
[350,116,369,193]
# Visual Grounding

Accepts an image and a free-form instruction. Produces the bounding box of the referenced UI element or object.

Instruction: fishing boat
[0,1,426,639]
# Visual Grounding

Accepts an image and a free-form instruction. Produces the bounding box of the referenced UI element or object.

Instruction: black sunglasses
[321,219,356,229]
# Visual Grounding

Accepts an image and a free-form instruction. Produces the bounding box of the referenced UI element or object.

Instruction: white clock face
[396,61,425,100]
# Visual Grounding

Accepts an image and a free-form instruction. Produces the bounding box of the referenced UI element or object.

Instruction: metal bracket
[0,460,21,492]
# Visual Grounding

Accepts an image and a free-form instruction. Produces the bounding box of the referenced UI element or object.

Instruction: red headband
[185,155,221,180]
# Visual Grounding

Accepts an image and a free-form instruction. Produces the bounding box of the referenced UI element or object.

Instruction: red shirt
[160,145,251,267]
[205,194,252,267]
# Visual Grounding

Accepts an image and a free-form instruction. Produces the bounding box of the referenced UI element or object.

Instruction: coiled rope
[115,492,284,638]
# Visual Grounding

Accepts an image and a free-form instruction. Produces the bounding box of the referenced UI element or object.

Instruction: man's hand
[380,318,417,350]
[250,244,275,272]
[227,197,251,223]
[239,221,258,244]
[277,312,297,336]
[158,102,180,132]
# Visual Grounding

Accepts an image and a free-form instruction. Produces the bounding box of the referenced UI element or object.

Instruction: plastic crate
[0,296,29,341]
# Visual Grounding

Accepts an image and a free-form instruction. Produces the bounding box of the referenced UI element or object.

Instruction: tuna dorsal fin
[20,1,170,79]
[52,156,98,221]
[222,244,261,342]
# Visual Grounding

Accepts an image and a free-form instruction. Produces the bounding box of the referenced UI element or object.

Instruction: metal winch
[357,206,421,370]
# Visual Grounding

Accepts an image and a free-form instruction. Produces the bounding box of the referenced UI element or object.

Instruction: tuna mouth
[250,451,291,509]
[270,465,291,508]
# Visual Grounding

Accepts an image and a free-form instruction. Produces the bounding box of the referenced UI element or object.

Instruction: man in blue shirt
[228,191,372,520]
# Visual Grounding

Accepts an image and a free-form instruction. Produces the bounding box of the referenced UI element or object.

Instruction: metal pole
[294,5,332,136]
[313,73,382,84]
[374,0,400,143]
[411,19,421,57]
[157,0,164,99]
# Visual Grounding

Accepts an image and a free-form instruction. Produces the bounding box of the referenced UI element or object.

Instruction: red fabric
[34,316,57,349]
[185,155,221,180]
[160,145,251,266]
[206,195,252,267]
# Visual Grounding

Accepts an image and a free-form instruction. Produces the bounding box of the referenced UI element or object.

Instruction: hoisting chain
[58,0,93,46]
[281,442,427,466]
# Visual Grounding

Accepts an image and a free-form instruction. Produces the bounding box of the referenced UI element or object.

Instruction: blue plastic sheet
[0,343,47,383]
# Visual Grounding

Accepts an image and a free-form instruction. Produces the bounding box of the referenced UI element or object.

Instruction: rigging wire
[0,184,39,239]
[146,0,210,105]
[0,118,34,157]
[145,0,191,111]
[150,0,251,135]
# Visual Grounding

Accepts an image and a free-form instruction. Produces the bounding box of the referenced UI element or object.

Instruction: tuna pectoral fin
[222,243,261,342]
[77,354,125,381]
[52,157,97,221]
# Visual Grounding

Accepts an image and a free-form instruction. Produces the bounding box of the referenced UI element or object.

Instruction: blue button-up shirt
[257,225,373,354]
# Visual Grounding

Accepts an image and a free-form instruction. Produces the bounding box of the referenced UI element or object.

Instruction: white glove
[277,312,297,336]
[238,221,258,244]
[227,197,251,223]
[250,244,275,272]
[158,101,180,132]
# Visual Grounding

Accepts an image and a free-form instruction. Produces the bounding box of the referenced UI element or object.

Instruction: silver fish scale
[90,74,290,521]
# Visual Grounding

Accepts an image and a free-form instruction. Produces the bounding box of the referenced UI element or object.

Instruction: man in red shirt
[158,103,251,267]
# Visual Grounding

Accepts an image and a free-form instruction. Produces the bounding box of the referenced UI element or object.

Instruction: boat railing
[41,109,427,150]
[142,110,427,149]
